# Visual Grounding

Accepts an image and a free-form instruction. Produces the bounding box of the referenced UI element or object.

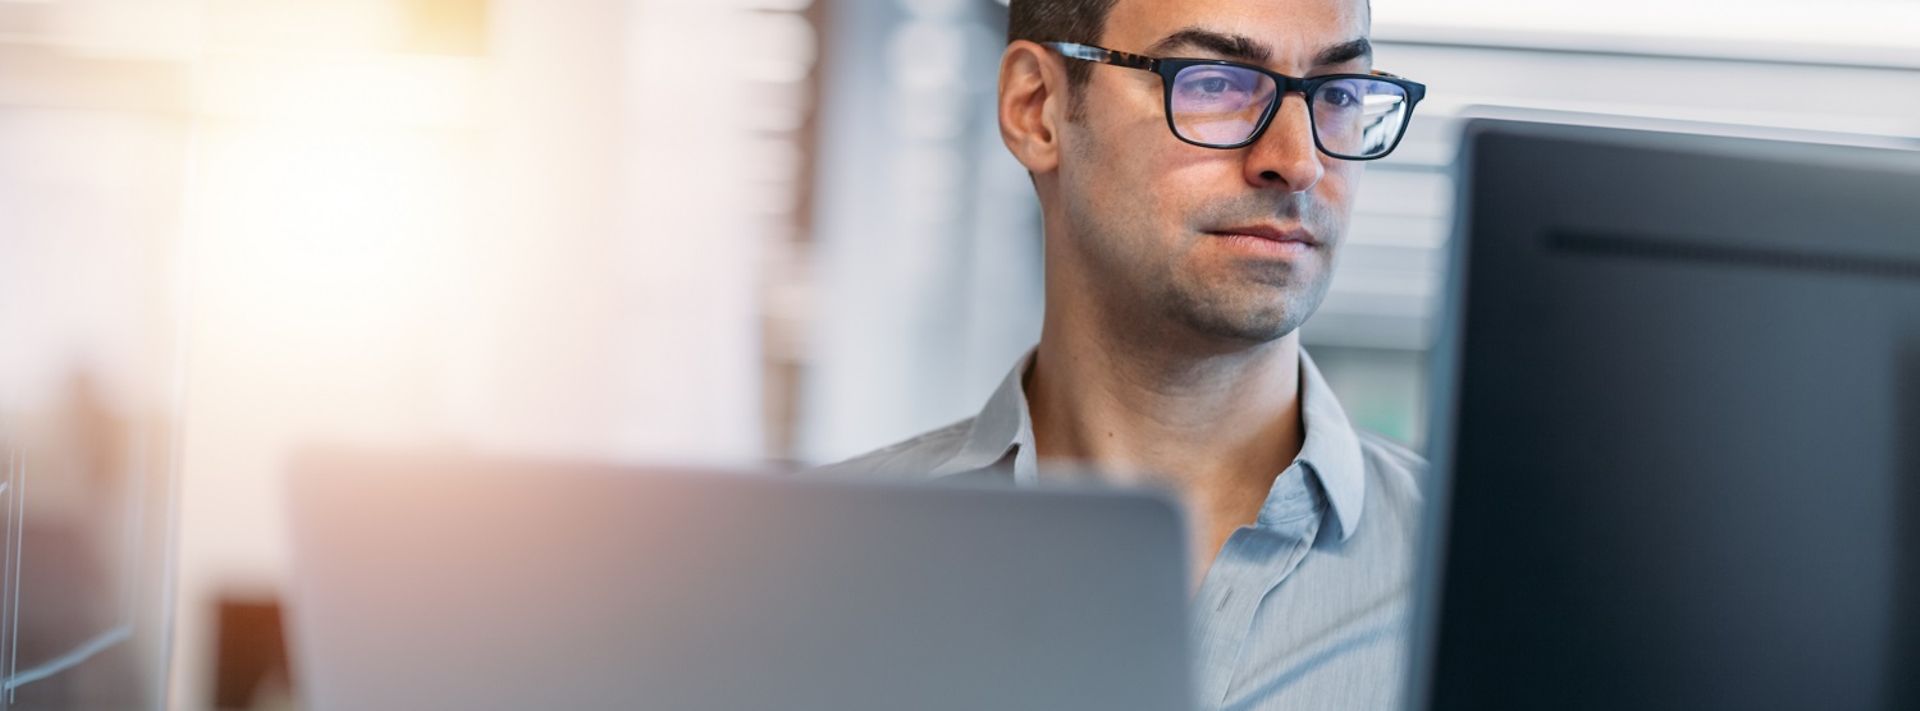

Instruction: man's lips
[1204,226,1320,259]
[1204,225,1319,245]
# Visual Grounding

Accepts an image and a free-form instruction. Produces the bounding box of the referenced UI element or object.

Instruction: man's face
[1055,0,1371,345]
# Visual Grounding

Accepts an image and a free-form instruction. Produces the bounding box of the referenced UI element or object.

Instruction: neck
[1027,307,1308,586]
[1026,312,1305,490]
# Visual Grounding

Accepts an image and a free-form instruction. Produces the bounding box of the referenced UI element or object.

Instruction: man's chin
[1166,283,1330,346]
[1169,305,1304,346]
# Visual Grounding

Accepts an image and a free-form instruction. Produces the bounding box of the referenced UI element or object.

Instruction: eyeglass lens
[1168,64,1411,158]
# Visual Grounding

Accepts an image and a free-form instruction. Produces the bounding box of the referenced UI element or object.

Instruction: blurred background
[0,0,1914,708]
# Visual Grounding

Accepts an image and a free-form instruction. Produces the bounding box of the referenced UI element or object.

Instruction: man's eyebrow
[1314,37,1373,67]
[1144,28,1272,65]
[1145,29,1373,69]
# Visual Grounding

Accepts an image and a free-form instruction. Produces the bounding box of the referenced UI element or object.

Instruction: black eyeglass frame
[1043,41,1428,161]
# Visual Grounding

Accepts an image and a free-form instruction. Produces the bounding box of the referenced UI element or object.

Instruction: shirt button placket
[1201,467,1326,709]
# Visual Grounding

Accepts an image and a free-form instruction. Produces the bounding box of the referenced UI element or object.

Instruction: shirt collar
[929,346,1368,540]
[927,349,1038,482]
[1294,348,1367,541]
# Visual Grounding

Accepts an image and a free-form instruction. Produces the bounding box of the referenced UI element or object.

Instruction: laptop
[284,449,1194,711]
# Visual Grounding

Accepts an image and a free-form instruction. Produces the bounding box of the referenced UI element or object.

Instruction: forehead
[1101,0,1370,59]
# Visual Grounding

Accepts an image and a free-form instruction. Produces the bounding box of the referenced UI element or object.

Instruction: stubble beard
[1067,193,1342,350]
[1161,254,1334,345]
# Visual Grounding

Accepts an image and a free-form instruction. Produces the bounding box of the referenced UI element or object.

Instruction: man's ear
[998,40,1064,175]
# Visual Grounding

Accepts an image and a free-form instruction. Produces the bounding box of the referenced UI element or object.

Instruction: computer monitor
[1409,118,1920,710]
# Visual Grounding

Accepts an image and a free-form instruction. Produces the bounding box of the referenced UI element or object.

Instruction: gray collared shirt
[813,348,1427,710]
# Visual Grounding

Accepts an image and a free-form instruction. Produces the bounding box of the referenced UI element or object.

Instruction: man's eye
[1195,77,1233,94]
[1176,70,1252,98]
[1179,75,1240,96]
[1319,86,1359,108]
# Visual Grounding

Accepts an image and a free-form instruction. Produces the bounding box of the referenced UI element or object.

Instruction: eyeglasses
[1043,41,1427,161]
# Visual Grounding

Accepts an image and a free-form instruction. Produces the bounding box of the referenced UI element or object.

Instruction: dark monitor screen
[1410,119,1920,711]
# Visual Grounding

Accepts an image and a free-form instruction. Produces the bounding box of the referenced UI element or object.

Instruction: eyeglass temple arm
[1368,69,1427,102]
[1042,42,1158,72]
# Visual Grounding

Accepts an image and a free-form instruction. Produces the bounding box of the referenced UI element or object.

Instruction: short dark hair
[1009,0,1372,119]
[1007,0,1119,89]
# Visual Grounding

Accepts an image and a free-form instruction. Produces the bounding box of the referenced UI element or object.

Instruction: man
[817,0,1428,708]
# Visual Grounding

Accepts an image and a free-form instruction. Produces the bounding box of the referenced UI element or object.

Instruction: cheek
[1071,129,1185,234]
[1319,161,1364,212]
[1143,152,1243,233]
[1071,85,1203,225]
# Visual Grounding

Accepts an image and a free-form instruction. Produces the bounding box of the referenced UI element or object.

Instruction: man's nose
[1242,93,1325,194]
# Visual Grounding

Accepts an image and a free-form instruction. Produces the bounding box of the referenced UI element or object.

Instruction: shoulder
[1355,428,1428,511]
[1356,429,1426,480]
[1347,428,1429,549]
[805,417,976,480]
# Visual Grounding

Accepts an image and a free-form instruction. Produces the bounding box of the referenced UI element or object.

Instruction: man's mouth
[1205,225,1319,245]
[1204,225,1320,256]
